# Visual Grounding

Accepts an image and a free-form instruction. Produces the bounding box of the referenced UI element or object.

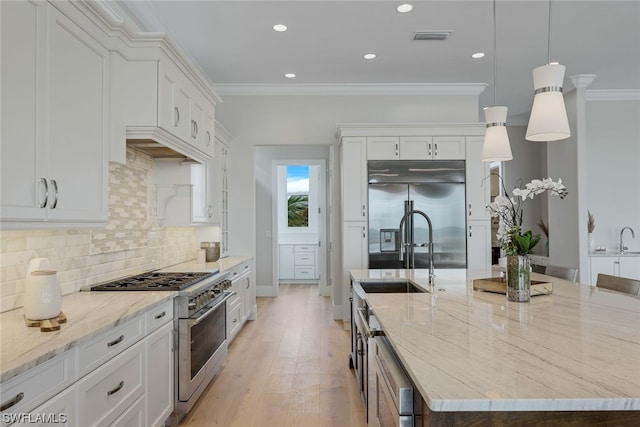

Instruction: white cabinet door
[432,136,466,159]
[366,137,399,160]
[589,256,618,285]
[241,271,254,322]
[0,0,47,221]
[159,62,191,141]
[278,245,295,279]
[465,136,490,220]
[191,161,214,223]
[341,137,367,221]
[618,257,640,281]
[145,322,173,427]
[202,106,216,158]
[342,222,368,283]
[27,386,76,427]
[467,220,491,270]
[399,137,431,160]
[45,5,108,222]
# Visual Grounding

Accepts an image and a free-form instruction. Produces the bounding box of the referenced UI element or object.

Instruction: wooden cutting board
[473,277,553,296]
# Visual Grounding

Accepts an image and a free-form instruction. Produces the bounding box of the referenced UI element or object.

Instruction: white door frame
[272,159,329,296]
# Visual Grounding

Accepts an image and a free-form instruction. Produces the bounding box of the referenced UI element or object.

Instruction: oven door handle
[189,292,234,327]
[357,307,384,338]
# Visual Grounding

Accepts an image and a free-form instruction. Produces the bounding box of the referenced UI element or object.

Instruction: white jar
[24,270,62,320]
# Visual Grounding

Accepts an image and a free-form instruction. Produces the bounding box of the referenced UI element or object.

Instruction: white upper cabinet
[366,136,465,160]
[1,1,108,226]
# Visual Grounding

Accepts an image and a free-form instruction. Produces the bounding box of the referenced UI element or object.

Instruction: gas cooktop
[91,271,215,291]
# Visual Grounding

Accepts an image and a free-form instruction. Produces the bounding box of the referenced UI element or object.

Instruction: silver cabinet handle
[428,143,432,156]
[206,130,212,147]
[246,277,250,289]
[107,335,124,347]
[362,204,366,217]
[469,225,473,237]
[208,204,213,218]
[191,120,197,138]
[362,226,366,239]
[50,180,58,209]
[154,311,166,320]
[40,177,49,208]
[107,380,124,396]
[1,392,24,411]
[395,143,398,157]
[174,107,180,127]
[434,143,438,156]
[194,121,198,138]
[468,203,472,216]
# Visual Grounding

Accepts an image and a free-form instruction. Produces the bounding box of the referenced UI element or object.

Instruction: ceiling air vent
[413,31,453,41]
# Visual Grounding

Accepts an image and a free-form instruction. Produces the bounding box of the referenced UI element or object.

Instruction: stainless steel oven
[178,294,227,401]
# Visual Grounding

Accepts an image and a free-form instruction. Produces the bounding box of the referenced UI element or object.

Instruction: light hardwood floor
[179,284,367,427]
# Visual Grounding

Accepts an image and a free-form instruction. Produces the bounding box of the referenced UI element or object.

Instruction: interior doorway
[272,160,329,296]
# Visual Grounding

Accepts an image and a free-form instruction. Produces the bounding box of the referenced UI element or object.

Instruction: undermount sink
[358,281,427,294]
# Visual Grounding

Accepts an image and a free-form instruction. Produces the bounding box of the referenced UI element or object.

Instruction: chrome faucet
[619,226,635,253]
[398,209,435,283]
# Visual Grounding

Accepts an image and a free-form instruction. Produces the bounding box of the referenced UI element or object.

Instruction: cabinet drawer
[26,385,76,427]
[0,350,77,423]
[77,340,145,427]
[294,245,315,253]
[145,300,173,334]
[294,252,315,266]
[295,266,316,279]
[78,315,144,377]
[227,304,242,339]
[109,395,144,427]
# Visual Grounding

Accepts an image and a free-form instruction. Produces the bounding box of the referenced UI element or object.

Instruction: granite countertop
[1,256,252,384]
[352,268,640,412]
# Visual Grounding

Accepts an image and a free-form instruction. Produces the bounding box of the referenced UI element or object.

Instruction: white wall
[547,90,580,270]
[216,94,480,313]
[585,99,640,253]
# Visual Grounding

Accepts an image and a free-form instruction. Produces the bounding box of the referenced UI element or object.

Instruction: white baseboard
[332,303,344,320]
[255,286,277,297]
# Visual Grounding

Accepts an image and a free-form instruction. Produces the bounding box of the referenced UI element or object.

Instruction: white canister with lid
[24,258,62,320]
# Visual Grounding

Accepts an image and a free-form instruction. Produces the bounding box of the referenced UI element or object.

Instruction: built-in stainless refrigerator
[368,160,466,269]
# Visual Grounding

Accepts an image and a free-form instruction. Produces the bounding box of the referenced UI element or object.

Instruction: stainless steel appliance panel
[367,160,466,269]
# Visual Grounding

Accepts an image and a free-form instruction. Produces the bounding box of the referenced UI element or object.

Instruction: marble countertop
[1,256,252,383]
[589,251,640,257]
[352,268,640,412]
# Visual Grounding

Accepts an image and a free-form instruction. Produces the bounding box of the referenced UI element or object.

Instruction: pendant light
[481,0,512,162]
[525,0,570,142]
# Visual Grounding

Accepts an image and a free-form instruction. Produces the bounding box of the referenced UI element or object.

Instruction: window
[287,165,309,227]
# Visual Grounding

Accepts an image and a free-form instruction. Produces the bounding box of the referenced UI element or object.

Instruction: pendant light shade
[525,63,570,141]
[481,0,512,162]
[482,106,512,161]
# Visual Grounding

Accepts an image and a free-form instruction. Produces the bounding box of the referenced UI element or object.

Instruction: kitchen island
[351,268,640,425]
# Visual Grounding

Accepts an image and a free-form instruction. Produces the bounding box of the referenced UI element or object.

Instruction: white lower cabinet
[27,385,76,427]
[278,244,318,280]
[77,340,145,427]
[145,322,174,427]
[1,302,175,427]
[590,256,640,285]
[226,260,255,343]
[467,220,492,270]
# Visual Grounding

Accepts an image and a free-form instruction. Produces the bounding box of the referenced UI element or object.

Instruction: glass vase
[506,255,531,302]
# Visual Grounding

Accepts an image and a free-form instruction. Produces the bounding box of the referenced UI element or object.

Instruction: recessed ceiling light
[363,53,377,60]
[284,73,296,78]
[273,24,287,32]
[397,4,413,13]
[472,52,485,59]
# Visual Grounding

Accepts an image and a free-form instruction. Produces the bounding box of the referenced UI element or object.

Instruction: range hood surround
[126,126,208,163]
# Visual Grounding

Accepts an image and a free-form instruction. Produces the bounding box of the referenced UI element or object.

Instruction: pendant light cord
[492,0,497,105]
[547,0,552,64]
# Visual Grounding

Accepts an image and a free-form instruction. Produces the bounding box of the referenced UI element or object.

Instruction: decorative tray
[473,277,553,296]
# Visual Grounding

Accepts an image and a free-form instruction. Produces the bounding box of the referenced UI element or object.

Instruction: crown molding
[214,83,487,96]
[336,123,485,139]
[585,89,640,101]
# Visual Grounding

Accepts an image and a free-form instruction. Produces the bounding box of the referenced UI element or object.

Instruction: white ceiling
[123,0,640,123]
